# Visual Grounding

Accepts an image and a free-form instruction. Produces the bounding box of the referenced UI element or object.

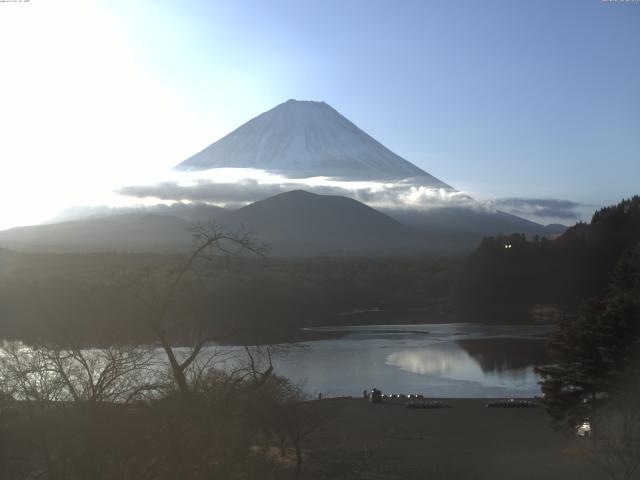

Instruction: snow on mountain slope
[176,99,450,185]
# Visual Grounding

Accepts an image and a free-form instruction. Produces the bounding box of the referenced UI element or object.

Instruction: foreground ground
[302,398,610,480]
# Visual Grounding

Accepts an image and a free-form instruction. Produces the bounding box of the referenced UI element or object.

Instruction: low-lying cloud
[117,178,476,211]
[493,198,584,221]
[117,178,585,224]
[118,179,288,206]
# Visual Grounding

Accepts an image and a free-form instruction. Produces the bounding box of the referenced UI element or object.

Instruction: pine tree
[537,244,640,432]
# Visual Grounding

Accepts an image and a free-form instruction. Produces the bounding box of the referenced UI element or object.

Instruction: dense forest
[0,250,453,345]
[454,196,640,323]
[1,196,639,345]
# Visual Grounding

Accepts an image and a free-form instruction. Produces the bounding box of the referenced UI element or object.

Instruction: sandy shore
[303,398,606,480]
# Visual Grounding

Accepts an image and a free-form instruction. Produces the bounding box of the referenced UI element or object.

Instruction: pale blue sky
[0,0,638,228]
[104,0,639,204]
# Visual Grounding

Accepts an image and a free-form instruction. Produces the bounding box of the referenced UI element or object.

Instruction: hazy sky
[1,0,638,230]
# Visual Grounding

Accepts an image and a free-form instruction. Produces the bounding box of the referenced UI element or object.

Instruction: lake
[2,323,552,400]
[262,323,551,398]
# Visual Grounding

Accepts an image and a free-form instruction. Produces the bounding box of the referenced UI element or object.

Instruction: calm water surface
[260,323,551,398]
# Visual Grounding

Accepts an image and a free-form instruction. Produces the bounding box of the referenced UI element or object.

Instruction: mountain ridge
[0,190,567,256]
[0,213,192,253]
[214,190,425,256]
[0,191,426,256]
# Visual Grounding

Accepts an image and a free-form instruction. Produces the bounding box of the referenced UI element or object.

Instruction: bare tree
[0,341,165,479]
[287,399,326,479]
[256,378,327,479]
[115,222,266,398]
[0,341,160,404]
[0,341,67,404]
[44,344,162,403]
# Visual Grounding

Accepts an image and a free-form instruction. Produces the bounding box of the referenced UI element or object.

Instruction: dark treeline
[0,250,453,345]
[2,196,639,345]
[456,196,640,477]
[454,196,640,322]
[455,338,550,374]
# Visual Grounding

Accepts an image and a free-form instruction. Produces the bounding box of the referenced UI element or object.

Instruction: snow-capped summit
[175,99,450,185]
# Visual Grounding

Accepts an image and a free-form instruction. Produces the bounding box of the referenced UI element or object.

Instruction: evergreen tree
[537,243,640,431]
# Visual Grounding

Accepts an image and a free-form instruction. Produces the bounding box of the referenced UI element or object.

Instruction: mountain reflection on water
[385,338,548,387]
[387,344,471,376]
[270,323,550,398]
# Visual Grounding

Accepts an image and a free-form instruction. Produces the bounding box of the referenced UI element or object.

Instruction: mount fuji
[0,99,567,256]
[173,99,565,238]
[176,99,449,185]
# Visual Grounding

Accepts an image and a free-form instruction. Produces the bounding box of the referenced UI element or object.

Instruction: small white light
[577,421,591,438]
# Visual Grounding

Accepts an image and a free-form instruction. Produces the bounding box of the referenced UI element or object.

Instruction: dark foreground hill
[215,190,426,255]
